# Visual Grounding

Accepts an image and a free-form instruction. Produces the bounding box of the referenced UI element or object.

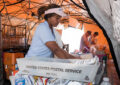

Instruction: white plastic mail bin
[17,56,100,82]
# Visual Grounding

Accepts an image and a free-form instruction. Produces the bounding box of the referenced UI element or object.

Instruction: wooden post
[0,13,4,85]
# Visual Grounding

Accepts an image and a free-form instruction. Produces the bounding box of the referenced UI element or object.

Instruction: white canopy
[83,0,120,78]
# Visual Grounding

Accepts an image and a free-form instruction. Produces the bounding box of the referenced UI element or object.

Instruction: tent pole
[0,13,4,85]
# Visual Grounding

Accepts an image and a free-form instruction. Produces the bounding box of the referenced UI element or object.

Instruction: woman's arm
[46,41,80,59]
[83,35,90,48]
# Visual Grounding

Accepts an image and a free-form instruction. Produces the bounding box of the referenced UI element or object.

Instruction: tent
[0,0,95,49]
[0,0,120,84]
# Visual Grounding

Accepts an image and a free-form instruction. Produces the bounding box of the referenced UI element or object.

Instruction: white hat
[45,8,67,17]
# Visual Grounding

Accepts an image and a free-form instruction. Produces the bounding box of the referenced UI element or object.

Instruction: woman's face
[48,14,61,27]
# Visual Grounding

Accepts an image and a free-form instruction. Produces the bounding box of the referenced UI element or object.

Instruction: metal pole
[0,13,4,85]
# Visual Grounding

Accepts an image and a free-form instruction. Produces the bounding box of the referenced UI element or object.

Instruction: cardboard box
[3,52,24,65]
[17,57,100,82]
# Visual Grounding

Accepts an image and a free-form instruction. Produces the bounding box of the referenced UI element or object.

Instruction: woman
[25,4,80,59]
[80,31,91,53]
[91,32,99,45]
[89,32,99,55]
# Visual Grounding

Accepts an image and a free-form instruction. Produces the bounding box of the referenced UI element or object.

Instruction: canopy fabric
[83,0,120,78]
[0,0,98,48]
[112,1,120,43]
[0,0,94,24]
